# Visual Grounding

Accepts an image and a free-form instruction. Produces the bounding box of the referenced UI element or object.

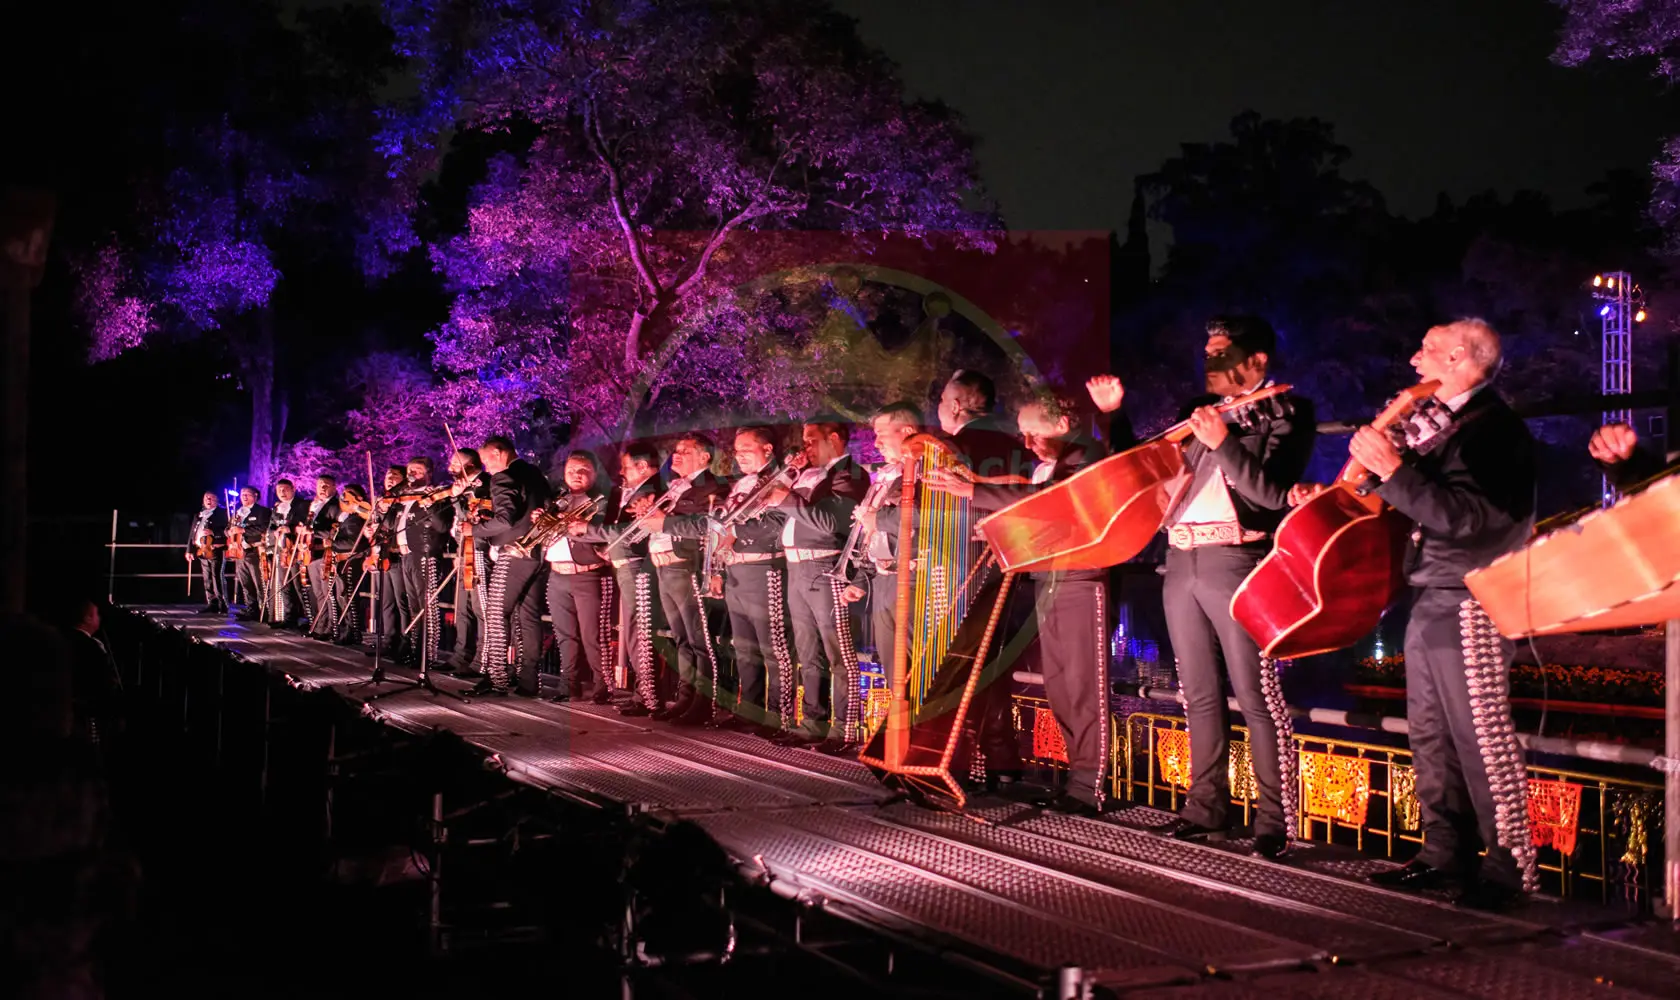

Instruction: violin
[458,496,491,591]
[295,525,315,570]
[384,483,452,505]
[322,522,338,577]
[194,529,214,560]
[225,526,245,561]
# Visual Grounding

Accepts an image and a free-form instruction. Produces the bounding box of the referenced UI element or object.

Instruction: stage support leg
[259,682,272,814]
[1665,617,1678,920]
[324,723,337,843]
[429,791,445,957]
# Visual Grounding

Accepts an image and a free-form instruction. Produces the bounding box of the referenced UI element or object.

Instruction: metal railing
[1106,709,1666,905]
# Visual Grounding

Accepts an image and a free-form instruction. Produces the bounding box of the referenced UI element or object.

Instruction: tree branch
[584,98,661,301]
[672,148,802,298]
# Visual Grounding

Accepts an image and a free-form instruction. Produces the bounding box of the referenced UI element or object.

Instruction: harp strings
[909,441,972,706]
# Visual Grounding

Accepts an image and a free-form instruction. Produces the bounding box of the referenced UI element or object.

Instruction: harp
[859,434,1018,806]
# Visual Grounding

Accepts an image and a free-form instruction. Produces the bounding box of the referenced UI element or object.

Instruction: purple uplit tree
[1554,0,1680,245]
[70,2,400,494]
[376,0,996,449]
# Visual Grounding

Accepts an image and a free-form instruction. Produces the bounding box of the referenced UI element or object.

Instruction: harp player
[925,376,1134,814]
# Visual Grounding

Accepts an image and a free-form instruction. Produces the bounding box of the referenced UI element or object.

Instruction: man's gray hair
[1449,317,1503,380]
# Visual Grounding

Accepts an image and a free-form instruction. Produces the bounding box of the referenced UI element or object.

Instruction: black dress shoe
[1251,833,1290,860]
[591,688,613,705]
[618,704,651,717]
[778,732,823,749]
[1455,880,1522,912]
[1159,817,1228,842]
[813,739,857,757]
[547,692,570,703]
[650,703,682,721]
[200,603,219,614]
[1367,860,1457,891]
[671,703,715,727]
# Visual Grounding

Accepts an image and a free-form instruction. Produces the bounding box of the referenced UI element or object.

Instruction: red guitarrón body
[1230,381,1440,660]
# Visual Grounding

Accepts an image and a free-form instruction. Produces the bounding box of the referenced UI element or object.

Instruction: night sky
[832,0,1680,231]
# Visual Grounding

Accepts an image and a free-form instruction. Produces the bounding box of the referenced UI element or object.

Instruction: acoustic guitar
[976,383,1294,573]
[1229,381,1439,660]
[1466,465,1680,637]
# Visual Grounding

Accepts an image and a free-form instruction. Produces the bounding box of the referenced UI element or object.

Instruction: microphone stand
[357,543,467,704]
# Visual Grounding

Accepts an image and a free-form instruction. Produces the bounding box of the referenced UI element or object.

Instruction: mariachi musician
[1590,422,1673,489]
[362,466,408,656]
[633,433,729,725]
[651,427,795,734]
[1336,319,1537,911]
[936,370,1040,781]
[396,457,454,666]
[767,417,870,752]
[1155,315,1316,860]
[229,486,271,620]
[186,491,229,614]
[841,404,921,715]
[927,376,1135,815]
[265,479,309,627]
[297,476,342,629]
[308,483,365,642]
[541,451,612,702]
[475,436,553,697]
[573,443,665,716]
[442,448,492,675]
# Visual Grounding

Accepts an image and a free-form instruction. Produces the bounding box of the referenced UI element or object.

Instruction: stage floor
[131,605,1680,997]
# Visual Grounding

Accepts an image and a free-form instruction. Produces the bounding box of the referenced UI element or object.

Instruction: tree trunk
[247,306,277,495]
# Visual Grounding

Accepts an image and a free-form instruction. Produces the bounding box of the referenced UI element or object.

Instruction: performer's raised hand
[1588,423,1638,464]
[842,584,866,604]
[1086,374,1125,414]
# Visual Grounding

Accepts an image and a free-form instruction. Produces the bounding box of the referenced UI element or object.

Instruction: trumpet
[715,452,803,529]
[825,473,897,583]
[506,493,604,559]
[607,478,692,554]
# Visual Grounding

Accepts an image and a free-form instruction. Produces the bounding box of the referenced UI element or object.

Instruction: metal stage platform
[129,605,1680,998]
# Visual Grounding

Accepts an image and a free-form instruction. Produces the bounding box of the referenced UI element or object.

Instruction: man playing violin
[1155,315,1316,858]
[442,448,492,676]
[475,436,554,696]
[298,476,342,630]
[541,450,612,702]
[360,465,408,656]
[229,486,270,620]
[186,491,229,614]
[267,479,310,628]
[308,483,366,643]
[1331,319,1537,911]
[394,458,454,666]
[648,427,792,733]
